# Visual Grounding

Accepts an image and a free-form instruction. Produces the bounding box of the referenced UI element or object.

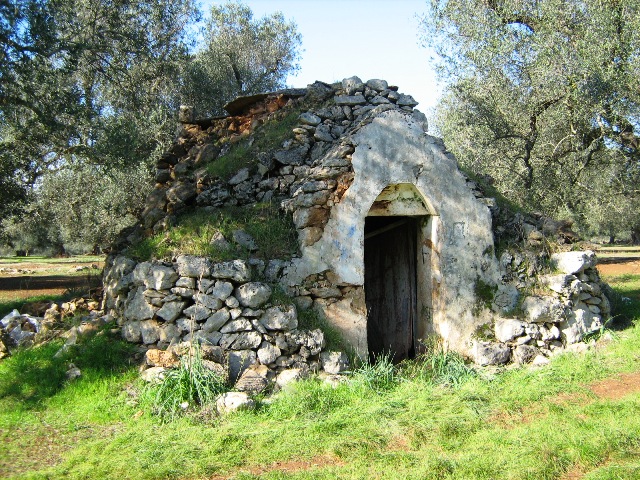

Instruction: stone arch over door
[364,183,439,362]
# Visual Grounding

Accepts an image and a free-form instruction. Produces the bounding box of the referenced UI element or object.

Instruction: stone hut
[103,76,610,378]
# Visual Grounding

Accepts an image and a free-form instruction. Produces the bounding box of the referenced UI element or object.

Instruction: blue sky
[201,0,441,113]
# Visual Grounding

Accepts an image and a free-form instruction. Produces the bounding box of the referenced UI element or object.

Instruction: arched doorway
[364,184,436,363]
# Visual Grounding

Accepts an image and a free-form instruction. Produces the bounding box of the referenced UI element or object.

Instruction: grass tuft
[400,340,477,387]
[142,344,227,421]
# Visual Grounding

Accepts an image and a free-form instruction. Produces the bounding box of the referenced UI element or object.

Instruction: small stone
[531,355,550,366]
[314,124,334,142]
[176,317,199,333]
[550,251,596,275]
[228,168,250,185]
[342,76,364,95]
[146,348,180,368]
[193,292,223,311]
[198,278,216,293]
[175,255,212,278]
[397,94,418,107]
[473,341,511,366]
[211,260,251,282]
[239,308,260,318]
[334,94,367,106]
[260,305,298,331]
[235,365,269,394]
[216,392,255,415]
[228,350,257,383]
[171,287,195,298]
[66,364,82,380]
[140,366,167,383]
[522,296,564,323]
[320,351,349,374]
[220,333,239,349]
[276,368,305,388]
[220,319,253,333]
[192,330,222,346]
[156,301,187,322]
[366,79,388,91]
[226,296,240,308]
[210,231,231,250]
[182,304,211,322]
[209,281,234,300]
[513,345,539,364]
[175,277,195,289]
[231,331,262,350]
[144,265,178,291]
[122,321,141,342]
[299,112,322,126]
[124,287,157,322]
[232,230,258,251]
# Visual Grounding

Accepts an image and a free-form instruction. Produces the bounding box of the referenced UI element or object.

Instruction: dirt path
[0,259,102,303]
[597,259,640,277]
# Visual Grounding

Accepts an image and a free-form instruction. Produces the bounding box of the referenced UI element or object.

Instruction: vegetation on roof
[125,203,298,262]
[206,106,303,181]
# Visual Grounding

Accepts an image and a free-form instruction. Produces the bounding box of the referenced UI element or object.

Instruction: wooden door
[364,217,417,363]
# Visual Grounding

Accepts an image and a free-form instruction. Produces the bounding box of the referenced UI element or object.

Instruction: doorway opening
[364,216,419,363]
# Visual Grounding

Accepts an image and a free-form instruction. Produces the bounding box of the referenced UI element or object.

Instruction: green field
[0,272,639,479]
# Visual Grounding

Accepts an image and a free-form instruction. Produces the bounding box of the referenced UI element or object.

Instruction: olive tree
[181,1,302,116]
[421,0,640,239]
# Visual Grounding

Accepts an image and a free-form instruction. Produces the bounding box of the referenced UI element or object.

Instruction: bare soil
[597,259,640,276]
[207,454,345,479]
[0,260,102,303]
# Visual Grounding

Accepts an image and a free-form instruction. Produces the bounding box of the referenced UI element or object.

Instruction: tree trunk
[631,224,640,245]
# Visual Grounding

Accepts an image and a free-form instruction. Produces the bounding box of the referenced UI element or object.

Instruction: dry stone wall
[103,254,349,386]
[475,248,610,366]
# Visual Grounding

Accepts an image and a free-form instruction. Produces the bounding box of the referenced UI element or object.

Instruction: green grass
[126,203,298,262]
[1,277,640,479]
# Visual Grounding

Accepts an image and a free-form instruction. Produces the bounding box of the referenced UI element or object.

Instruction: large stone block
[124,287,157,322]
[522,296,564,323]
[550,251,596,275]
[259,305,298,331]
[145,265,178,290]
[235,282,272,308]
[175,255,212,278]
[211,260,251,282]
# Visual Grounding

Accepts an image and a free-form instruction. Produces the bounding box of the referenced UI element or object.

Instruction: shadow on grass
[605,275,640,331]
[0,328,136,407]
